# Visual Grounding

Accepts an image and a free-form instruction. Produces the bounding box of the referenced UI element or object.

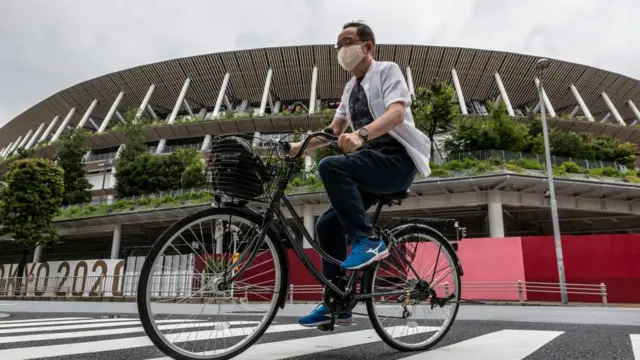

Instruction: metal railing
[0,274,608,306]
[455,150,627,172]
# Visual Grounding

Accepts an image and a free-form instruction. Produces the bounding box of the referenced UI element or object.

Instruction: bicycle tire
[364,224,462,352]
[136,206,288,360]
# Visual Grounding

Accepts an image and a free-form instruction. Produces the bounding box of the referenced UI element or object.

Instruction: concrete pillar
[98,91,124,133]
[451,68,468,115]
[167,78,191,125]
[534,78,556,117]
[601,92,626,126]
[569,84,594,122]
[135,84,156,123]
[201,73,230,152]
[302,204,314,249]
[15,129,34,153]
[309,66,318,114]
[110,224,122,260]
[259,69,273,116]
[76,99,98,129]
[406,66,416,99]
[628,100,640,123]
[252,131,260,148]
[487,191,504,238]
[7,136,22,156]
[1,142,13,158]
[25,123,46,150]
[494,73,515,116]
[32,245,43,264]
[50,108,76,143]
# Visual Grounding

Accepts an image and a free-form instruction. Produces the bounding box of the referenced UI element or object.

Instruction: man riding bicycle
[287,21,431,328]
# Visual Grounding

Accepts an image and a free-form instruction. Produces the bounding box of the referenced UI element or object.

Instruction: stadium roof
[3,44,640,148]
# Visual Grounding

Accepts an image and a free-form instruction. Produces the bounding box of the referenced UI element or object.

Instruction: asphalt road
[0,303,638,359]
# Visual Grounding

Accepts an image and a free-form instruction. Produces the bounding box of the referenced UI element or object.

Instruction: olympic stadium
[1,44,640,305]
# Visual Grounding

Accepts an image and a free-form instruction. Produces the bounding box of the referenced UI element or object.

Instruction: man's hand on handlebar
[337,132,364,153]
[287,141,303,156]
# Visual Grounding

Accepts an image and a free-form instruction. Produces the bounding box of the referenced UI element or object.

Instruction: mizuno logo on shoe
[366,243,383,256]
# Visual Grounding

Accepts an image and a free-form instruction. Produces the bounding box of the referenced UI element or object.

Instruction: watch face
[359,128,368,137]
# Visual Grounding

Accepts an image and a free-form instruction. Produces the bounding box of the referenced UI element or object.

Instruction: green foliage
[412,80,460,158]
[444,104,637,167]
[0,158,64,248]
[444,101,531,155]
[429,167,451,177]
[55,129,92,205]
[56,190,213,221]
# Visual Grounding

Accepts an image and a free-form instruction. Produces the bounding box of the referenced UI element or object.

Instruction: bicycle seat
[378,190,410,202]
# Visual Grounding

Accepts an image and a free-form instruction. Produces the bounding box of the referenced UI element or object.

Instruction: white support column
[451,68,468,115]
[146,105,158,120]
[167,78,191,125]
[259,69,273,116]
[494,73,515,116]
[202,73,231,151]
[88,118,100,130]
[115,111,126,124]
[302,204,314,249]
[601,92,626,126]
[406,66,416,99]
[569,84,594,122]
[98,92,124,133]
[569,106,580,118]
[601,112,611,123]
[183,99,194,117]
[534,78,556,117]
[76,99,98,129]
[38,116,58,145]
[252,131,260,148]
[32,245,43,264]
[135,84,156,122]
[15,129,33,152]
[309,66,318,115]
[25,123,46,150]
[487,191,505,238]
[50,108,76,143]
[1,142,14,158]
[628,100,640,123]
[0,147,5,158]
[110,224,122,260]
[6,137,21,156]
[197,108,207,120]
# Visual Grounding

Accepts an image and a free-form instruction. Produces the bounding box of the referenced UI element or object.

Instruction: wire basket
[205,134,290,203]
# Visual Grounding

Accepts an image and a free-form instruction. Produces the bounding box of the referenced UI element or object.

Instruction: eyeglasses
[335,38,364,50]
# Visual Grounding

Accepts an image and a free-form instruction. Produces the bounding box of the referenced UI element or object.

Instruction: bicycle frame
[219,132,423,301]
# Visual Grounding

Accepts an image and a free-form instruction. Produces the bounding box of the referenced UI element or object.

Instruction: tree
[0,157,64,289]
[412,80,460,158]
[55,129,92,205]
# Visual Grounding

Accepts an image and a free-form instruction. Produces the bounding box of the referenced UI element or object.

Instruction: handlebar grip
[279,140,291,154]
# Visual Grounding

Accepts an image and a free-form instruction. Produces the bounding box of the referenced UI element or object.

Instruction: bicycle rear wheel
[136,207,286,360]
[364,224,462,352]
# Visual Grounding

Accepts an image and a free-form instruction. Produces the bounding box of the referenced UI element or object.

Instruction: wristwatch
[357,127,369,142]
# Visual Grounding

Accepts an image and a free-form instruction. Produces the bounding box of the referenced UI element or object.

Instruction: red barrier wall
[522,234,640,304]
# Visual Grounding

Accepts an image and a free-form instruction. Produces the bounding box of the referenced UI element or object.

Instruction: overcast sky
[1,0,639,127]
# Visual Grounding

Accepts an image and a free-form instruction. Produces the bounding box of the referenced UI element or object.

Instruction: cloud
[1,0,639,127]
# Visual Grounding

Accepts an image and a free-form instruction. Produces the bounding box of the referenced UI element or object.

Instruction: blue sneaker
[341,237,389,270]
[298,304,352,327]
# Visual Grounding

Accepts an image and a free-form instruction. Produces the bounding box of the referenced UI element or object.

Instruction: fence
[0,274,608,306]
[455,150,627,172]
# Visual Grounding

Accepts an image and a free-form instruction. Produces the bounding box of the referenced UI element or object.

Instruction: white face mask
[337,44,365,71]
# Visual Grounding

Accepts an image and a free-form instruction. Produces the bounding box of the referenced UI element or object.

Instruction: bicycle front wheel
[136,206,286,360]
[364,224,462,352]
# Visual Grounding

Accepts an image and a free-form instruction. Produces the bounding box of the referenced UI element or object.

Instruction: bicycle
[136,129,465,360]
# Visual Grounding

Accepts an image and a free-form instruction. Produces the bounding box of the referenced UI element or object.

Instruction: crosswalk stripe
[631,334,640,360]
[0,317,134,329]
[0,323,307,360]
[397,329,564,359]
[146,326,434,360]
[0,317,89,325]
[0,321,259,344]
[0,318,206,335]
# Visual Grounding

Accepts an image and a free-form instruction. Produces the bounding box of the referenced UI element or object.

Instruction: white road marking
[0,323,308,360]
[0,321,259,344]
[397,329,563,360]
[0,317,89,325]
[146,326,434,360]
[0,317,134,329]
[631,334,640,360]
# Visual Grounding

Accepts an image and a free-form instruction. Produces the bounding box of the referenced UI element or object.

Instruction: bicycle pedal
[317,324,334,332]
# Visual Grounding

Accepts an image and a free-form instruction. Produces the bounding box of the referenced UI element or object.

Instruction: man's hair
[342,21,375,45]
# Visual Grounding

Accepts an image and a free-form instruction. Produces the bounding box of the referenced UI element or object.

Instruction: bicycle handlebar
[278,128,348,160]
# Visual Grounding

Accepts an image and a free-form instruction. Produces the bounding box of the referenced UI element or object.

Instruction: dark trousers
[315,147,417,280]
